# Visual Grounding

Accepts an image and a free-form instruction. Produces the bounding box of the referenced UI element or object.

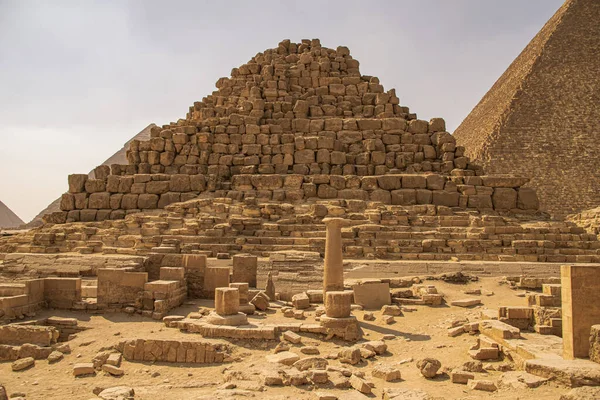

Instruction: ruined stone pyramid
[50,38,539,225]
[0,201,24,229]
[5,39,598,263]
[453,0,600,218]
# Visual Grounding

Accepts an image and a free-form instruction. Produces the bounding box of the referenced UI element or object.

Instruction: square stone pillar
[561,265,600,359]
[232,254,257,287]
[215,287,240,315]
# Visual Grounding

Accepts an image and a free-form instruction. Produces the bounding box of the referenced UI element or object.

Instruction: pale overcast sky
[0,0,563,222]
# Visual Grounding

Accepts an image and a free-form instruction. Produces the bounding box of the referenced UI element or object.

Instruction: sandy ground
[0,277,571,400]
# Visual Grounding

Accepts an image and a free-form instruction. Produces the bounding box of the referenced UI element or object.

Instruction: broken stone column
[230,282,255,315]
[325,291,352,318]
[206,287,248,326]
[323,218,345,294]
[561,265,600,359]
[320,290,361,341]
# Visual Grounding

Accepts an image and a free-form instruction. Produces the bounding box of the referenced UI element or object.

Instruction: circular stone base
[205,311,248,326]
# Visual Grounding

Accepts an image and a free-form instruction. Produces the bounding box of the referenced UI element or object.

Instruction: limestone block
[12,357,35,371]
[377,175,401,190]
[251,175,283,190]
[492,188,517,210]
[158,192,180,208]
[251,292,270,311]
[232,254,257,287]
[88,192,110,209]
[562,265,600,359]
[391,189,416,205]
[204,267,230,297]
[159,267,185,281]
[215,287,240,315]
[138,194,159,209]
[468,380,497,392]
[146,181,170,194]
[517,188,539,210]
[325,291,352,318]
[402,175,427,189]
[590,325,600,364]
[432,191,459,207]
[292,292,310,310]
[451,369,474,384]
[266,351,300,365]
[481,175,529,188]
[85,179,106,193]
[68,174,88,193]
[170,175,191,192]
[372,365,401,381]
[73,363,95,377]
[468,194,493,209]
[60,193,75,211]
[0,325,58,346]
[230,282,249,304]
[352,282,390,309]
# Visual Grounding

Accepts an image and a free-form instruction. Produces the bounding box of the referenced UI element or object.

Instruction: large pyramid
[453,0,600,218]
[2,39,598,263]
[0,201,24,229]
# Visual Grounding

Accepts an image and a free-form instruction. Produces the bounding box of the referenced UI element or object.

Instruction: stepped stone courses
[52,39,538,223]
[1,39,598,264]
[454,0,600,218]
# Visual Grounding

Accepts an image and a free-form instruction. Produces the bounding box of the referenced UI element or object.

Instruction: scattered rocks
[468,379,497,392]
[102,364,125,376]
[292,292,310,309]
[12,357,35,371]
[309,369,329,384]
[498,371,548,389]
[383,388,431,400]
[273,342,290,353]
[462,360,485,373]
[73,363,96,377]
[301,346,320,355]
[293,356,328,371]
[372,364,401,381]
[266,351,300,366]
[416,358,441,379]
[338,347,361,365]
[382,315,395,324]
[450,369,474,384]
[349,375,371,394]
[282,330,302,344]
[47,351,64,363]
[363,312,375,321]
[251,292,270,311]
[381,305,403,316]
[97,386,134,400]
[451,298,482,307]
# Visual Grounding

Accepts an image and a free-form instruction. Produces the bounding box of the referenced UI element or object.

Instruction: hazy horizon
[0,0,564,222]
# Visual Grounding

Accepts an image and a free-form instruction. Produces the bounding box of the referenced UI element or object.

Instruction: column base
[320,315,362,341]
[205,311,248,326]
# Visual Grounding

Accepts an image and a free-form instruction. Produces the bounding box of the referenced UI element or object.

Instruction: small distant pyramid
[25,123,156,227]
[0,200,24,229]
[453,0,600,217]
